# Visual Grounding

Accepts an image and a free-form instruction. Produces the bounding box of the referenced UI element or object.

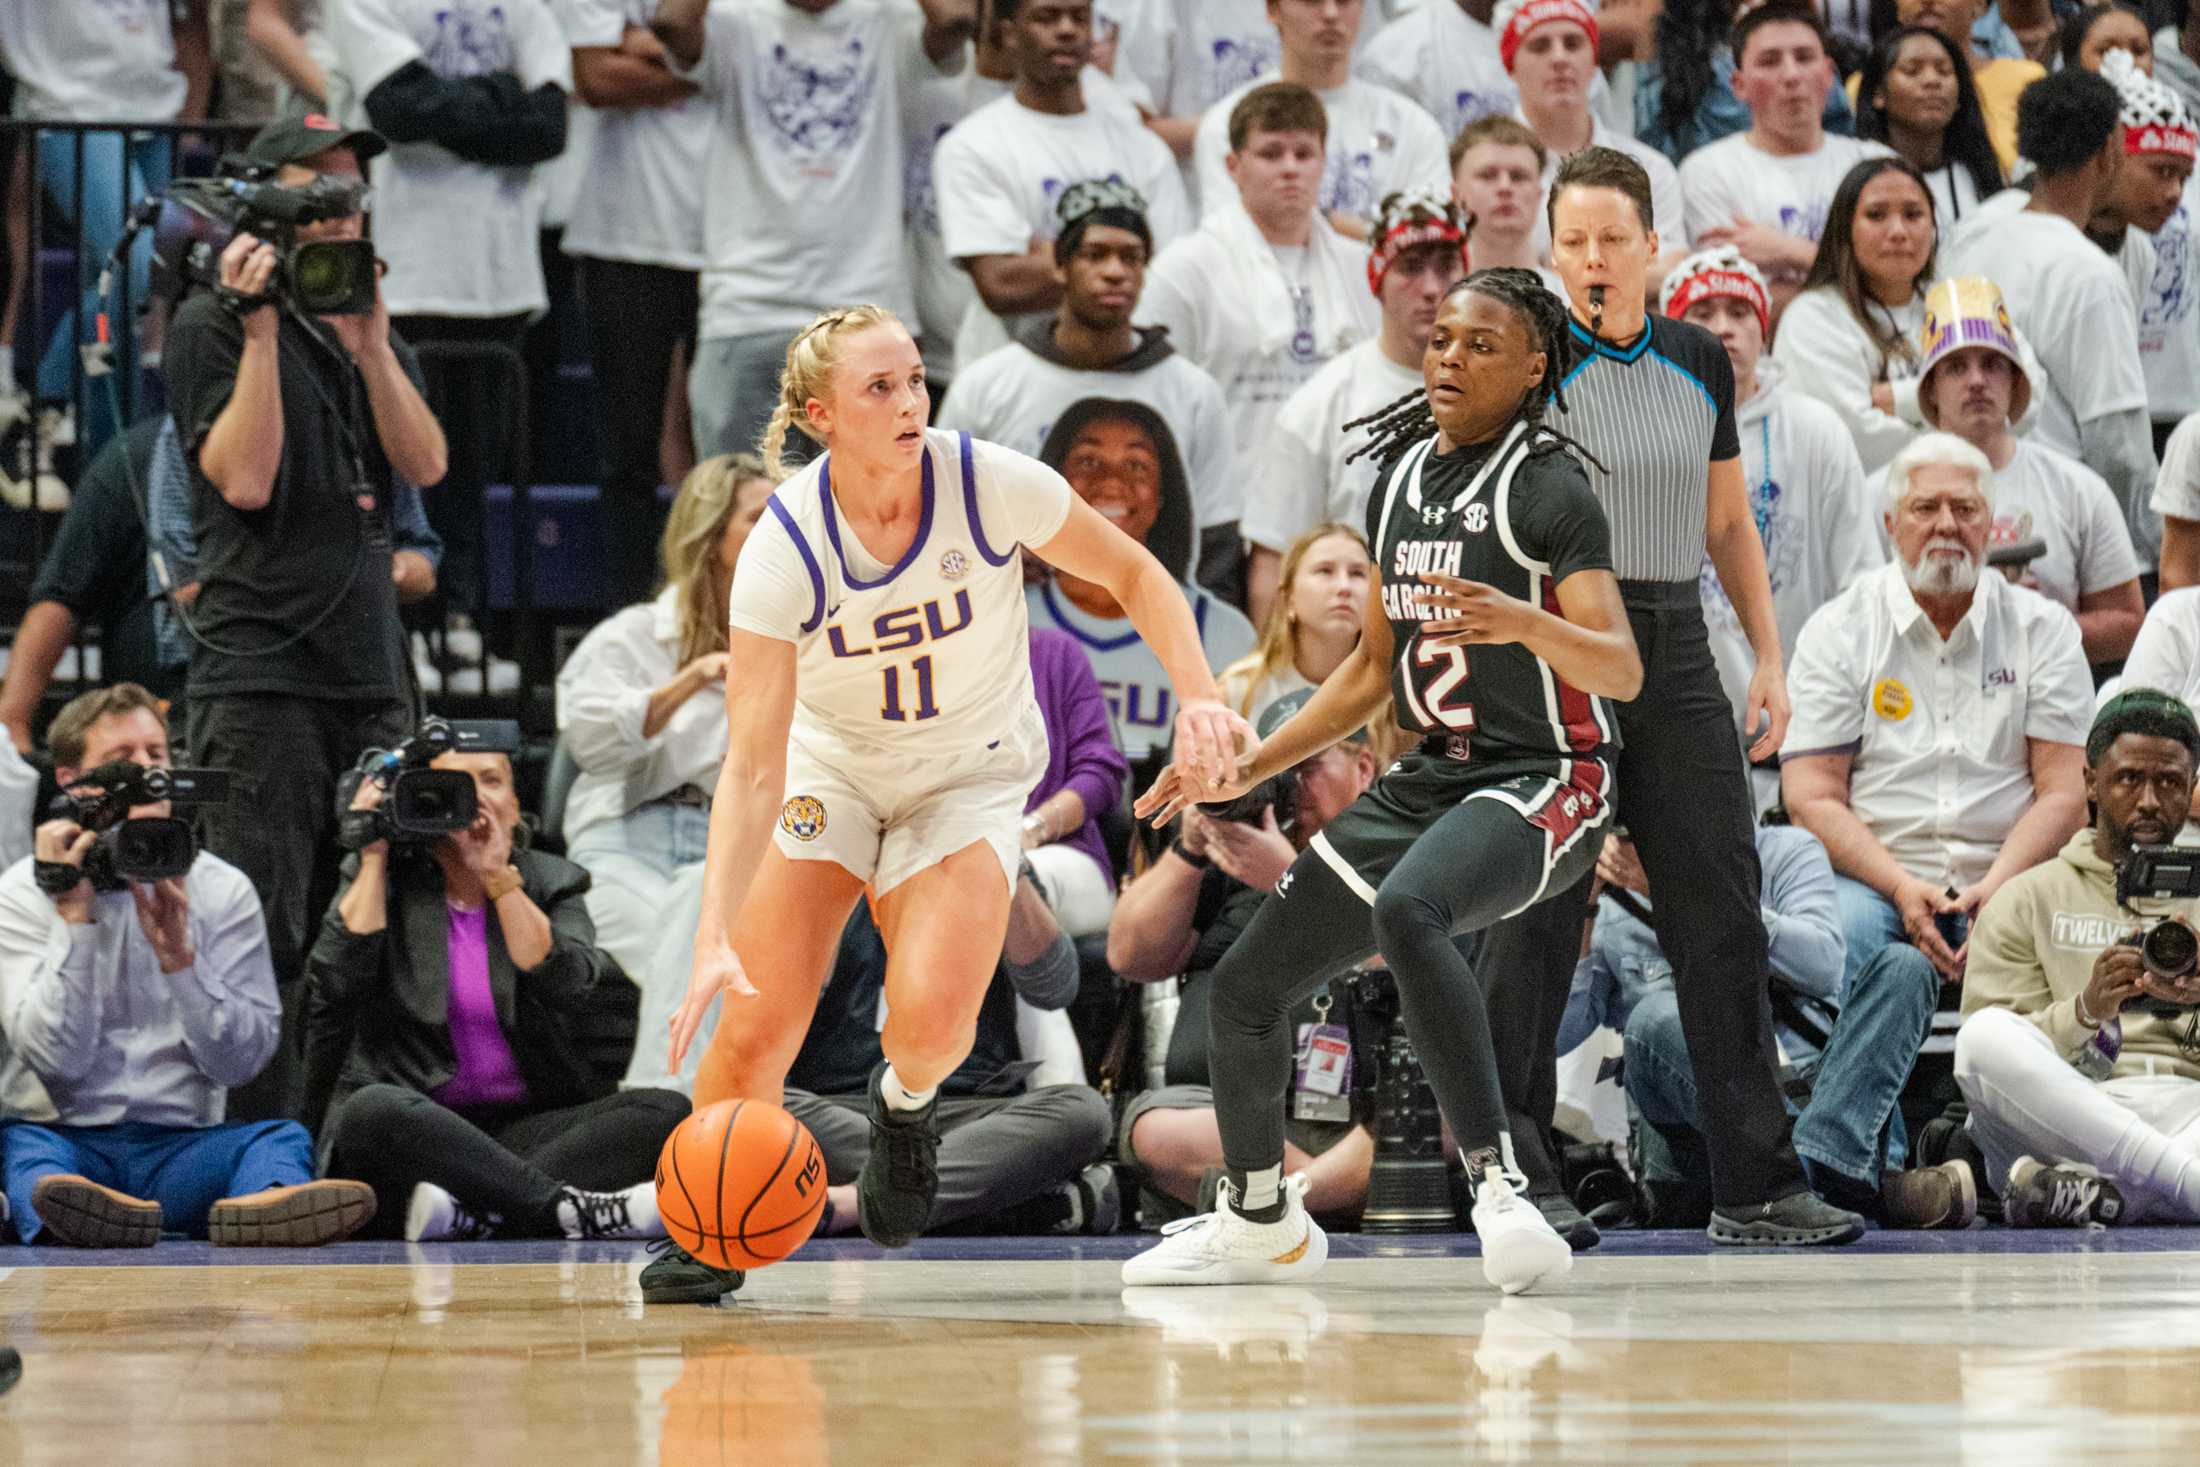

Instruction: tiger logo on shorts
[780,795,828,841]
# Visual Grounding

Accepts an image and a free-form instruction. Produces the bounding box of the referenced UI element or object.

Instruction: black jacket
[301,846,612,1138]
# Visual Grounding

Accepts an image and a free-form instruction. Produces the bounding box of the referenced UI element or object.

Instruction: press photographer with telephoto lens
[160,106,448,1123]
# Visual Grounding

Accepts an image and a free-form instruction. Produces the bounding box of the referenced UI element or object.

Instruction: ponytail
[758,303,906,475]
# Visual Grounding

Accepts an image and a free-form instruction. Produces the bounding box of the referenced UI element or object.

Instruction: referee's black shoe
[1707,1191,1866,1246]
[858,1062,940,1248]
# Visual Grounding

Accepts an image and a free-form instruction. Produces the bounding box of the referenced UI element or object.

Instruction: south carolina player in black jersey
[1120,269,1642,1297]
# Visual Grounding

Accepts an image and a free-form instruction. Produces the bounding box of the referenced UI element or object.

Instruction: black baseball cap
[244,106,387,169]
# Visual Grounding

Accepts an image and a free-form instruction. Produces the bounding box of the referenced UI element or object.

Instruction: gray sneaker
[640,1238,746,1304]
[2004,1157,2124,1227]
[1707,1190,1865,1246]
[1880,1161,1978,1230]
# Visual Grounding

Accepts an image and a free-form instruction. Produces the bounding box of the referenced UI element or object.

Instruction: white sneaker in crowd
[1470,1173,1573,1296]
[1120,1173,1327,1287]
[405,1182,501,1242]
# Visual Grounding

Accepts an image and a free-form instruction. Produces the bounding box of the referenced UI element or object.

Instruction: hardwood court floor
[3,1230,2200,1466]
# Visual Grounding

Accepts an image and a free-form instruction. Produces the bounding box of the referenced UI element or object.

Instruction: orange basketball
[655,1099,827,1270]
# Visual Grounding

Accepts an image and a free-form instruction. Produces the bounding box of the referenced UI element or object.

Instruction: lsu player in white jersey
[650,305,1249,1301]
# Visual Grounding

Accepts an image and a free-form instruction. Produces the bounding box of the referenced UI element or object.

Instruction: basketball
[655,1100,828,1271]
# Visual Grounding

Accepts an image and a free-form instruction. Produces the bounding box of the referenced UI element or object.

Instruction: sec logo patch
[1871,678,1913,721]
[780,795,828,841]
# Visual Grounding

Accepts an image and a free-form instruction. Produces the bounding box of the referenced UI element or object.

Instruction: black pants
[325,1082,690,1238]
[189,693,410,1122]
[394,313,531,615]
[1483,581,1808,1208]
[576,257,697,609]
[1207,751,1608,1184]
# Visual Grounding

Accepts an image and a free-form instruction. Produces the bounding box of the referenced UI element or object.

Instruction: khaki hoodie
[1963,828,2200,1082]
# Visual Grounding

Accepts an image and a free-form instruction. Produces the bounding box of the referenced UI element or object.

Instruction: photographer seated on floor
[1953,690,2200,1227]
[304,726,689,1241]
[783,877,1115,1240]
[1107,689,1380,1226]
[0,685,374,1247]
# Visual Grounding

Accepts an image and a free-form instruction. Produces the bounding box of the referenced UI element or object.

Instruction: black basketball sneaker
[858,1061,941,1248]
[640,1238,746,1304]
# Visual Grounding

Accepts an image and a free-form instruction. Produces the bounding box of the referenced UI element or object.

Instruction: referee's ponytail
[1343,268,1604,474]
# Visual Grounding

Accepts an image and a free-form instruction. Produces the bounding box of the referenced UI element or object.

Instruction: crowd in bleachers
[0,0,2199,1255]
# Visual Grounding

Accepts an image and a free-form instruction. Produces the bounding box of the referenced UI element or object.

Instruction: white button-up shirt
[0,852,277,1127]
[555,587,730,846]
[1784,562,2093,888]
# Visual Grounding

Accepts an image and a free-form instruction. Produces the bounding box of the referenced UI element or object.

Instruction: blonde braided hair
[759,304,907,480]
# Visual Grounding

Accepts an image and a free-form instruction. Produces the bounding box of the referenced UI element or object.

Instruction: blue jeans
[4,1118,316,1243]
[1626,885,1936,1199]
[34,130,172,412]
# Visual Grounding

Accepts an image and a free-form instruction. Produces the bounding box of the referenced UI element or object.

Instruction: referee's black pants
[1481,580,1810,1209]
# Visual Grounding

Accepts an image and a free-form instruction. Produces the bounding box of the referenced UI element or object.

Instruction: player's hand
[1744,657,1790,763]
[1171,697,1254,797]
[1135,757,1250,826]
[668,936,758,1072]
[1415,573,1531,647]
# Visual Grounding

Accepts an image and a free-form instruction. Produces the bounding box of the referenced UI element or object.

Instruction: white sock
[881,1062,936,1113]
[2106,1115,2200,1218]
[1236,1164,1283,1214]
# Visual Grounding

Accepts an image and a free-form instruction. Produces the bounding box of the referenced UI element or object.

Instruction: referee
[1481,148,1864,1247]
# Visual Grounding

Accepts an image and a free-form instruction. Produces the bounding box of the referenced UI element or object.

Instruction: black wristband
[34,859,85,895]
[216,284,273,320]
[1169,839,1211,871]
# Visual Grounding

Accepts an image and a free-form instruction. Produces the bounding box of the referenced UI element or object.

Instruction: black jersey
[1367,421,1620,767]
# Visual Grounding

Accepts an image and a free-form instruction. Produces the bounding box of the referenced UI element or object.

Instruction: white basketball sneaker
[1471,1173,1573,1296]
[1120,1174,1328,1287]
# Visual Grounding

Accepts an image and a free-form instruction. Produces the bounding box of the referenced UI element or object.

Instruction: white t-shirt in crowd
[935,333,1241,528]
[1702,364,1885,736]
[1026,579,1257,760]
[1095,0,1281,120]
[1919,159,1982,234]
[1526,115,1684,263]
[1217,661,1315,725]
[904,64,990,376]
[2122,586,2200,704]
[1193,76,1452,226]
[1770,286,1925,473]
[1944,207,2152,466]
[2140,178,2200,424]
[1354,1,1518,140]
[1784,561,2094,889]
[674,0,946,340]
[1243,337,1422,554]
[1679,131,1896,274]
[1866,440,2139,619]
[333,0,573,317]
[0,0,185,124]
[2153,408,2200,523]
[1141,205,1381,489]
[555,587,730,846]
[934,82,1190,366]
[553,0,712,269]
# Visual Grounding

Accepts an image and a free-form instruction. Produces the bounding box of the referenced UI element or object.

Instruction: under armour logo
[1421,504,1446,526]
[1275,869,1295,897]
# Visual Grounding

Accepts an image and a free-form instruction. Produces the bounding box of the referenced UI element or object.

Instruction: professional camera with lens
[2115,846,2200,1010]
[150,166,378,315]
[342,718,523,847]
[45,762,232,888]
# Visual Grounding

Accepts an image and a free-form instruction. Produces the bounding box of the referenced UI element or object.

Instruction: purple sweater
[1026,627,1130,884]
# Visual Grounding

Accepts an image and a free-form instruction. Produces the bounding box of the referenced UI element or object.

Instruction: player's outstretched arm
[667,630,796,1072]
[1136,566,1398,826]
[1415,567,1642,700]
[1032,499,1250,795]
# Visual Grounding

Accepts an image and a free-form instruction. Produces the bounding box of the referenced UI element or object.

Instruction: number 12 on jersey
[881,655,940,722]
[1409,637,1476,730]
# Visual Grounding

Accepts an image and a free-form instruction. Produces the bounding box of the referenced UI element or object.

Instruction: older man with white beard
[1776,432,2093,1216]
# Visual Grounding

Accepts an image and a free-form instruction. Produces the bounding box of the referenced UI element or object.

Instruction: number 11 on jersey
[881,655,940,722]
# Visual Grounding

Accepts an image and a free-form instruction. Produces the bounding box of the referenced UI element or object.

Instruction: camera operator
[302,746,689,1242]
[1955,690,2200,1227]
[0,684,375,1248]
[162,107,448,1122]
[1107,689,1379,1223]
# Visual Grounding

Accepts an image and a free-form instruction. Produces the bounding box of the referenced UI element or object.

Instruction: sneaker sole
[208,1182,376,1247]
[1705,1214,1866,1247]
[641,1271,747,1305]
[1120,1220,1330,1287]
[1482,1232,1575,1296]
[31,1178,161,1248]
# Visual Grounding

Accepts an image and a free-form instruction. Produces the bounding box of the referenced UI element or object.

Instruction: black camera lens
[2142,920,2200,983]
[288,239,378,315]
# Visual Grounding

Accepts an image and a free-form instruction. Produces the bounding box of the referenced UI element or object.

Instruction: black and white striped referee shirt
[1556,315,1741,585]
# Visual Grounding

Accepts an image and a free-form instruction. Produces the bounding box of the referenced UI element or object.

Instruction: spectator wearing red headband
[1494,0,1685,282]
[1661,245,1882,813]
[1242,188,1472,623]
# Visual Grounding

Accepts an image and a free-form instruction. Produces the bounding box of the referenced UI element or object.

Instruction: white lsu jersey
[727,429,1074,784]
